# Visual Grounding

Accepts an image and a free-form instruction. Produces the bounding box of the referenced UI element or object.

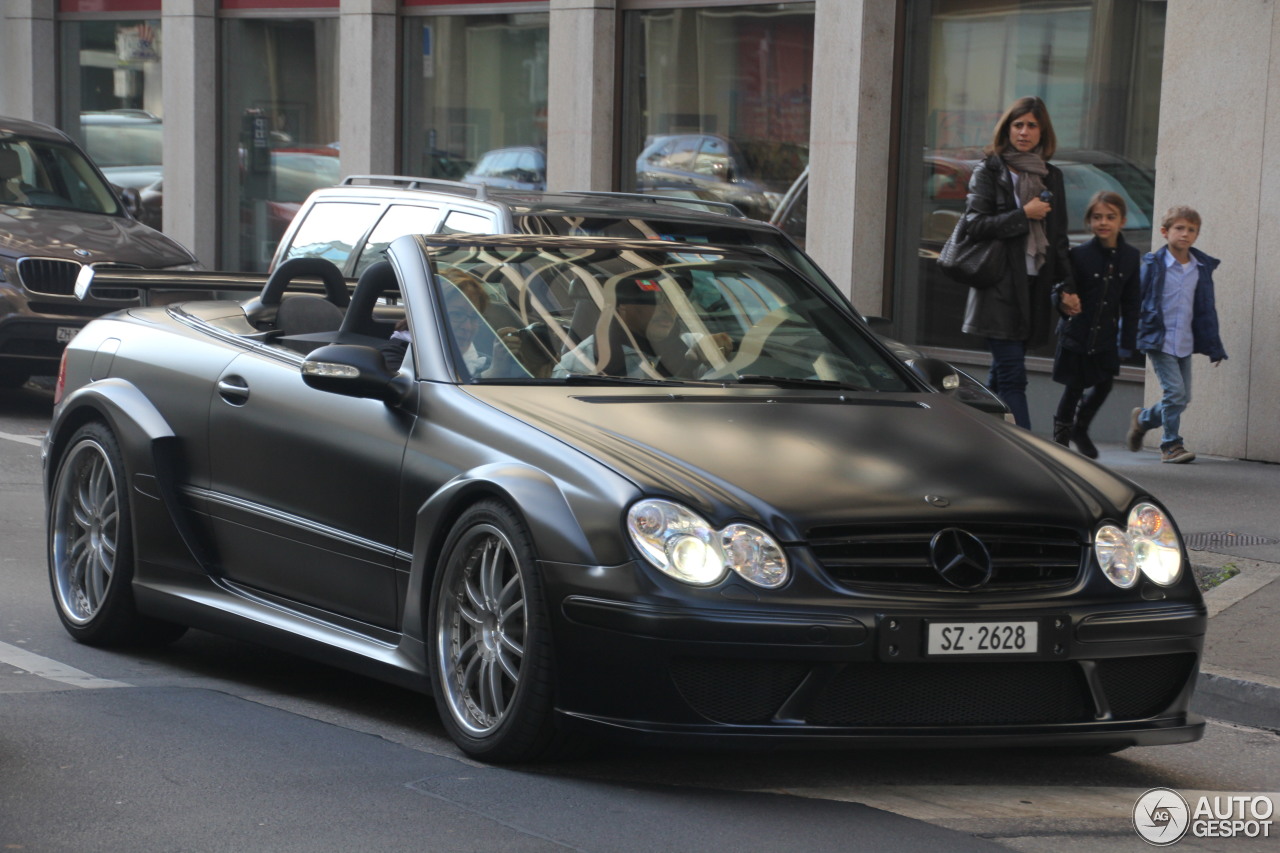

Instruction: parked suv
[272,175,1008,417]
[0,116,199,386]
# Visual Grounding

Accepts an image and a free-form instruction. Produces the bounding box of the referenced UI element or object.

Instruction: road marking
[0,430,43,447]
[0,640,130,689]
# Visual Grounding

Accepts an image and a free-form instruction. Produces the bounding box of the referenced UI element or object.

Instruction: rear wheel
[47,422,186,646]
[428,500,560,763]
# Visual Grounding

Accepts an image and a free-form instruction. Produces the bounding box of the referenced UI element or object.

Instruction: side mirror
[302,344,410,403]
[116,186,142,218]
[905,356,961,392]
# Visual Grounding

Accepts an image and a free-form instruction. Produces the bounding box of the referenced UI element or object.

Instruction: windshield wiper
[733,374,872,392]
[562,374,719,387]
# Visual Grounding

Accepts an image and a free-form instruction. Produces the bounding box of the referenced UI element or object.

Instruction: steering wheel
[259,257,350,309]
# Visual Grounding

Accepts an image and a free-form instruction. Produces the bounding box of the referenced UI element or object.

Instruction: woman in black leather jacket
[960,96,1076,429]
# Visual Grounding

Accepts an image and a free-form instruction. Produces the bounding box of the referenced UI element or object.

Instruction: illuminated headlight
[1094,502,1183,588]
[626,499,789,589]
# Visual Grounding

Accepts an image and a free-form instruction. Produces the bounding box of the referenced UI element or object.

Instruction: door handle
[217,376,250,405]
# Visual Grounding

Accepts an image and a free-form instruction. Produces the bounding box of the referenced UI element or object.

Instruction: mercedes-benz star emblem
[929,528,994,589]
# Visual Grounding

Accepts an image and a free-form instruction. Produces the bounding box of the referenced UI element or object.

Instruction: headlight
[1093,502,1183,588]
[626,499,789,589]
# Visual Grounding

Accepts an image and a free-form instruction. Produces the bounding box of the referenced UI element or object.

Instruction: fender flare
[47,379,217,574]
[401,462,631,644]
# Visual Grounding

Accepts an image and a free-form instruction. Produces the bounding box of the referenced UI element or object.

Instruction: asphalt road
[3,380,1278,853]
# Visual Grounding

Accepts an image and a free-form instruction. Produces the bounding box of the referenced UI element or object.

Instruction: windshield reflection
[425,239,910,392]
[0,136,121,215]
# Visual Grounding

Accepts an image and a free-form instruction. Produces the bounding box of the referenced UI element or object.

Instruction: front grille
[17,258,81,296]
[671,658,810,724]
[808,522,1083,592]
[809,661,1091,726]
[1095,654,1197,718]
[667,654,1195,730]
[16,259,141,301]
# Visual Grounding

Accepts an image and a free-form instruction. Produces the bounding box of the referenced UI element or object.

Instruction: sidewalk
[1094,442,1280,732]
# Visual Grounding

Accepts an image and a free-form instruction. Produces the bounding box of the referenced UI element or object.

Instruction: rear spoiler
[76,267,305,305]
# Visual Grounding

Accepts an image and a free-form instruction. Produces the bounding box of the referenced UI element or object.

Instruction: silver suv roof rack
[561,191,746,218]
[342,174,489,201]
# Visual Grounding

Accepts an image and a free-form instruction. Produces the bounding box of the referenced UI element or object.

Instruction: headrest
[0,148,23,181]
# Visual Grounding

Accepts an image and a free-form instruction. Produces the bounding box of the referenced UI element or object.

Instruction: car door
[205,343,413,630]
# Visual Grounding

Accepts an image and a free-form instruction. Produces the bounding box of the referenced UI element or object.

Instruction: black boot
[1072,406,1099,459]
[1053,419,1072,447]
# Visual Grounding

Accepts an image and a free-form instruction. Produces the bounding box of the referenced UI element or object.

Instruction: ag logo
[1134,787,1190,845]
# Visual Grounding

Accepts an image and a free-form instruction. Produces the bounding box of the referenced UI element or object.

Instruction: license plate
[56,326,78,343]
[926,621,1038,655]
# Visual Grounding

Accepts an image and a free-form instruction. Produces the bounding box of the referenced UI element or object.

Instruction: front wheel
[428,500,560,763]
[47,422,186,647]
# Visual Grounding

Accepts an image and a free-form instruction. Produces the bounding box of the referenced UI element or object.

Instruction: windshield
[0,135,121,215]
[424,238,910,391]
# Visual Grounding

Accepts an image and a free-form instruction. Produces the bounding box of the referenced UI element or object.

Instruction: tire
[47,422,187,647]
[428,500,560,763]
[0,371,29,389]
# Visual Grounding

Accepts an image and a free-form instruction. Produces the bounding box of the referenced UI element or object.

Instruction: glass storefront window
[401,13,549,186]
[894,0,1166,356]
[59,18,164,231]
[221,17,340,271]
[621,3,814,222]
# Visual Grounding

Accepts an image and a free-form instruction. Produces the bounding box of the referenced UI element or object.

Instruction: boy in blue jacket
[1126,206,1227,463]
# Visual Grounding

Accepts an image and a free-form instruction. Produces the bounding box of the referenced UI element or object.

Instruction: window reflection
[896,0,1165,356]
[221,17,340,271]
[622,4,814,221]
[401,14,549,185]
[60,19,164,230]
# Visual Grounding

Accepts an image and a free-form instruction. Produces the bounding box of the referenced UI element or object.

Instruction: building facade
[1,0,1275,462]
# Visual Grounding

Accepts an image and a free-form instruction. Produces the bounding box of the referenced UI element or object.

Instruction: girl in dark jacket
[960,96,1076,429]
[1050,191,1140,458]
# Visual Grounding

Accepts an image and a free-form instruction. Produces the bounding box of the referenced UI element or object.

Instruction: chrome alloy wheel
[50,437,120,625]
[435,523,528,737]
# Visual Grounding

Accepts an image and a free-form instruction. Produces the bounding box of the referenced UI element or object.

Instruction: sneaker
[1126,407,1148,452]
[1161,445,1196,464]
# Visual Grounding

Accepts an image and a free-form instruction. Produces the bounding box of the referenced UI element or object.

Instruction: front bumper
[547,562,1206,749]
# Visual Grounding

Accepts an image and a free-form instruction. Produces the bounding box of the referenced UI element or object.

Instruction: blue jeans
[987,338,1030,429]
[1140,350,1193,449]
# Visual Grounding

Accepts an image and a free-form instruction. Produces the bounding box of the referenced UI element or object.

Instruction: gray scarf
[1002,150,1049,273]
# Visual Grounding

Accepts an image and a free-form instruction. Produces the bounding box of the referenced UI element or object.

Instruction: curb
[1192,667,1280,732]
[1190,555,1280,731]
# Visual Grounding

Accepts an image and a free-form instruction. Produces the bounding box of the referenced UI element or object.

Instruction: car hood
[468,386,1139,542]
[0,206,194,266]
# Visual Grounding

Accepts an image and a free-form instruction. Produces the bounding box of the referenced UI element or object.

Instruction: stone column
[806,0,896,313]
[340,0,398,179]
[1150,0,1278,461]
[0,0,56,124]
[546,0,616,191]
[162,0,218,266]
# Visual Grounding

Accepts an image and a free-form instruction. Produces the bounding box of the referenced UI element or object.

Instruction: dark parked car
[462,146,546,191]
[0,115,200,387]
[636,133,807,220]
[48,232,1204,762]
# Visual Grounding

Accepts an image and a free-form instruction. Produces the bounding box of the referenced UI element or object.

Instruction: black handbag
[938,217,1005,289]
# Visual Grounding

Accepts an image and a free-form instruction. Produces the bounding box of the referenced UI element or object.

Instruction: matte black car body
[44,234,1204,762]
[0,115,199,386]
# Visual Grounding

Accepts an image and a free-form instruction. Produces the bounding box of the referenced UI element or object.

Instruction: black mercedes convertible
[43,233,1204,762]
